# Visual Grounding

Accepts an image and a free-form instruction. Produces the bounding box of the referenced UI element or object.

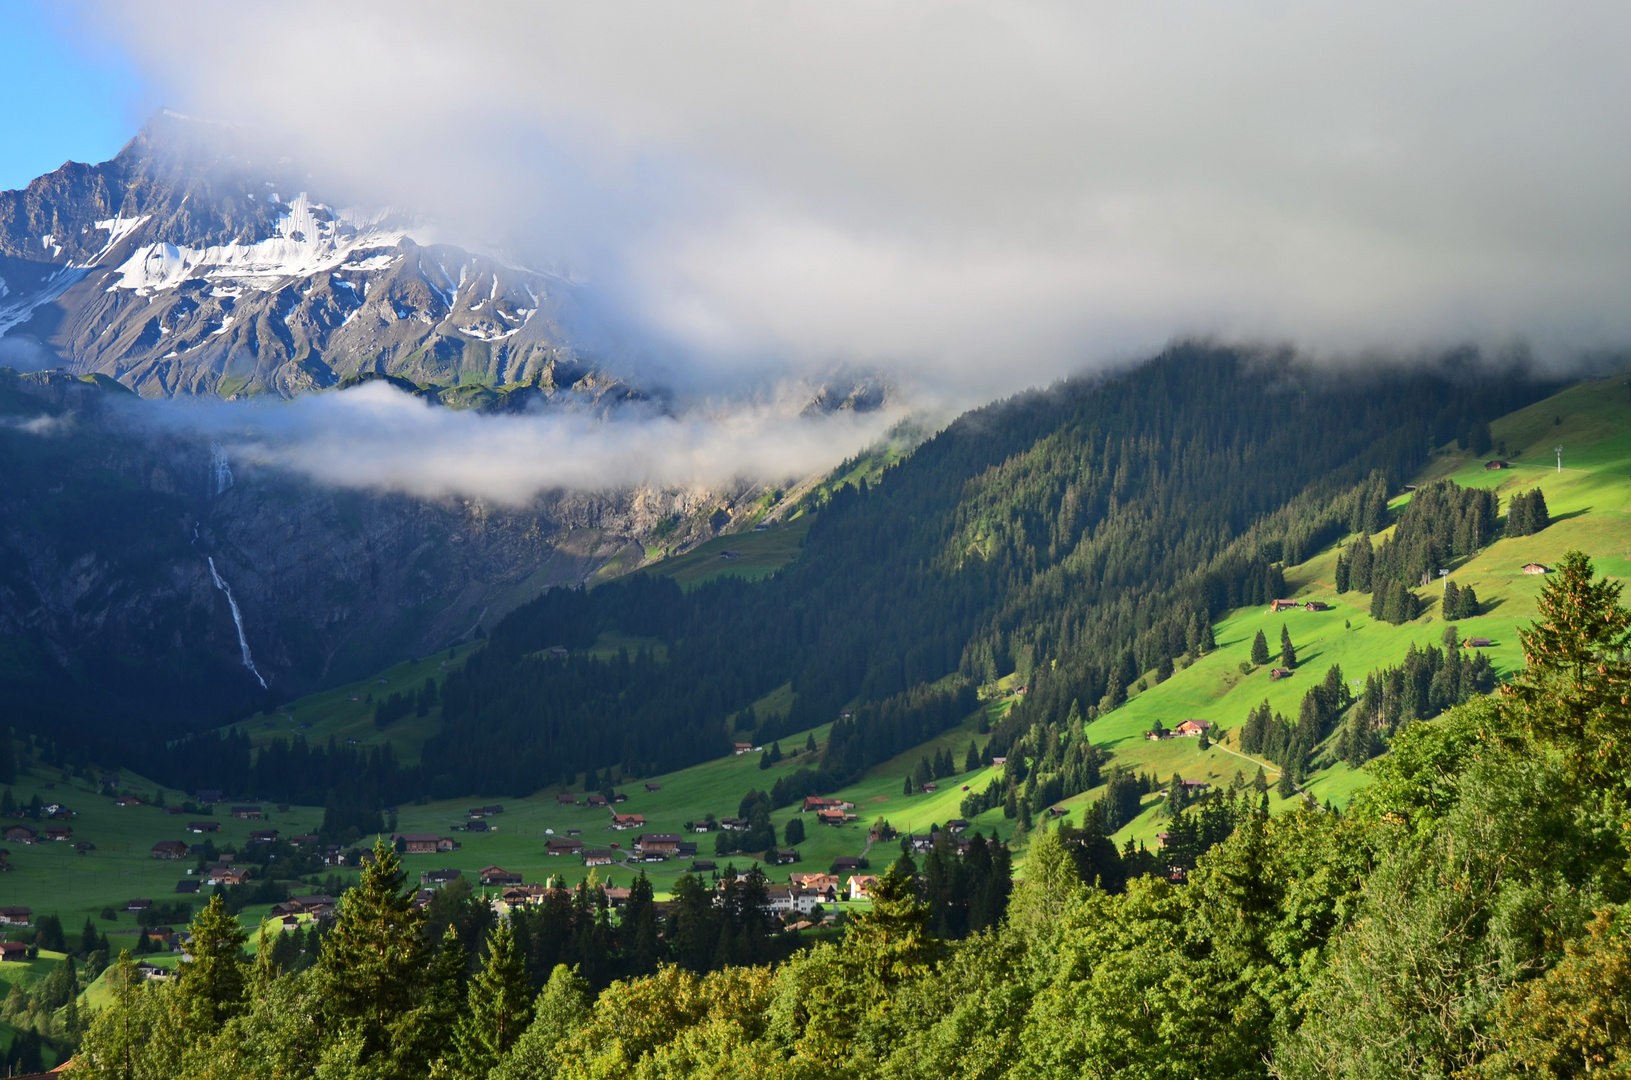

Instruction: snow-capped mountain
[0,112,598,399]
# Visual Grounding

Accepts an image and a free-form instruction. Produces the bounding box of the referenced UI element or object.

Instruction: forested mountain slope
[154,345,1555,804]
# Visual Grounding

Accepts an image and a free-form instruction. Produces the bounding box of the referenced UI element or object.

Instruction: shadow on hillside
[1550,507,1591,523]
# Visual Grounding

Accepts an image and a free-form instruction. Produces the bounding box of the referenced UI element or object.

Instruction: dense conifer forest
[127,346,1551,809]
[70,554,1631,1079]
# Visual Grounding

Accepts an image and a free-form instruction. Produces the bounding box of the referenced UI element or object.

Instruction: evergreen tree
[1252,766,1268,793]
[622,873,661,977]
[315,838,428,1063]
[1529,488,1550,532]
[806,732,817,753]
[0,789,12,817]
[35,913,64,952]
[913,756,933,788]
[1334,552,1350,593]
[454,917,534,1079]
[785,817,806,846]
[1442,579,1460,619]
[387,924,468,1077]
[0,738,14,787]
[1456,584,1480,618]
[1276,768,1296,799]
[492,964,591,1080]
[1280,624,1297,669]
[1251,629,1270,666]
[964,740,980,773]
[1503,551,1631,787]
[1351,533,1375,591]
[79,916,99,957]
[903,775,914,796]
[177,894,249,1031]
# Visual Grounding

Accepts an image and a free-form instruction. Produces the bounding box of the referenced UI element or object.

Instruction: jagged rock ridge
[0,112,610,401]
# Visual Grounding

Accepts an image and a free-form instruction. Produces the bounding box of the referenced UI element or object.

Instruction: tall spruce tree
[491,964,591,1080]
[1280,624,1297,668]
[1351,534,1375,591]
[177,894,249,1032]
[622,873,662,977]
[454,917,533,1079]
[1251,629,1270,666]
[1502,550,1631,787]
[315,838,428,1063]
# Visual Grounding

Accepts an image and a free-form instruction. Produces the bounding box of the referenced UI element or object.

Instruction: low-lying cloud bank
[140,382,907,504]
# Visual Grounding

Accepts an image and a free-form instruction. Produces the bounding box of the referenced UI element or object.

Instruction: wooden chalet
[633,833,683,858]
[1174,719,1213,737]
[394,833,454,855]
[420,868,462,885]
[546,836,585,856]
[230,806,263,820]
[480,865,523,886]
[150,840,188,860]
[0,907,31,927]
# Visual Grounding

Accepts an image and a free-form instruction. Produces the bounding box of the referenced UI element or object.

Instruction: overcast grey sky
[77,1,1631,404]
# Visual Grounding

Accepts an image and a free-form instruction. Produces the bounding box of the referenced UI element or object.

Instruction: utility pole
[1556,445,1564,473]
[1439,569,1448,595]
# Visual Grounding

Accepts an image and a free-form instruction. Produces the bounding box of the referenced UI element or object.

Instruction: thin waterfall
[207,556,266,689]
[210,442,233,495]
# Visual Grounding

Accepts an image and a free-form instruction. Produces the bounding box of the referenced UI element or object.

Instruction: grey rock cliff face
[0,371,768,723]
[0,112,607,402]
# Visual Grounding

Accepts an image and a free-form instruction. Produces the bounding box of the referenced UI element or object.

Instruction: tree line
[79,551,1631,1078]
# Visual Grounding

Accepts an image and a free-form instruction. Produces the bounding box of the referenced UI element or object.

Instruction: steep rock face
[0,112,607,401]
[0,371,761,732]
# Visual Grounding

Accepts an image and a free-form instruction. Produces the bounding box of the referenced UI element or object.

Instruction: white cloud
[76,0,1631,403]
[141,382,904,505]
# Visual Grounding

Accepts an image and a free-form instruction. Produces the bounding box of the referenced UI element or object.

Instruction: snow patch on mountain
[107,194,406,293]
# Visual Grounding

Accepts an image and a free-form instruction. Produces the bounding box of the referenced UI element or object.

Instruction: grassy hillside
[31,369,1620,921]
[1053,369,1631,849]
[627,517,813,591]
[228,642,482,768]
[0,765,328,948]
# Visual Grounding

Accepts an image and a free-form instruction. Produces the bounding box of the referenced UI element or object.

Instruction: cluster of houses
[802,797,859,826]
[1268,599,1331,613]
[1146,718,1214,741]
[2,823,75,845]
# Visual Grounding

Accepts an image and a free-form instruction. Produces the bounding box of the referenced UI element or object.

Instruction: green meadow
[12,372,1626,936]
